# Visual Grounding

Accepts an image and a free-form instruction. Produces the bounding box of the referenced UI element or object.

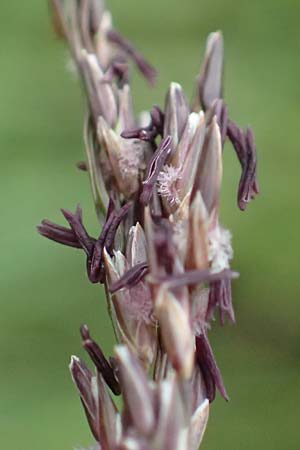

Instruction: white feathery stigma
[157,165,182,206]
[208,225,233,273]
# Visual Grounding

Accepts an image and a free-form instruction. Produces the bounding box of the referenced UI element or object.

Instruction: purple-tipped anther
[150,105,164,134]
[109,262,149,293]
[37,220,82,248]
[121,126,157,142]
[80,325,121,395]
[152,268,239,289]
[38,200,131,285]
[104,201,133,255]
[227,121,259,211]
[61,205,94,255]
[210,99,228,146]
[207,279,235,325]
[107,29,157,86]
[122,106,164,142]
[89,199,132,282]
[195,331,229,402]
[89,198,116,283]
[102,61,130,87]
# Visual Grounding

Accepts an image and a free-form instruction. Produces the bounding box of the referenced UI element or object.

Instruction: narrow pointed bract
[40,2,260,449]
[69,356,99,440]
[155,287,194,379]
[115,346,155,436]
[153,375,188,450]
[164,82,190,147]
[93,373,121,450]
[193,116,223,214]
[188,399,210,450]
[199,31,224,110]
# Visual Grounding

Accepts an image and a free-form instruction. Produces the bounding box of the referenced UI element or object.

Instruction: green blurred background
[1,0,299,448]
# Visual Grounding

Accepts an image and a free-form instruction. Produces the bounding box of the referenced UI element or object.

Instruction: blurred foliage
[1,0,299,449]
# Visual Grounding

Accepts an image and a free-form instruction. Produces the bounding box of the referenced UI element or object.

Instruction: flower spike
[41,3,260,448]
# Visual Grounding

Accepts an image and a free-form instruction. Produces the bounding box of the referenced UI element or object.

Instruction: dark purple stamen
[227,121,259,211]
[104,201,133,255]
[89,198,116,283]
[207,279,235,325]
[121,126,157,142]
[140,136,172,205]
[102,60,129,87]
[37,219,81,248]
[150,106,164,133]
[153,268,238,289]
[109,262,149,293]
[149,186,163,218]
[61,205,94,255]
[38,200,131,285]
[60,206,99,284]
[206,100,259,211]
[122,105,164,142]
[89,200,130,283]
[199,362,216,403]
[107,29,157,85]
[210,99,228,146]
[195,331,229,402]
[105,195,117,219]
[80,325,121,395]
